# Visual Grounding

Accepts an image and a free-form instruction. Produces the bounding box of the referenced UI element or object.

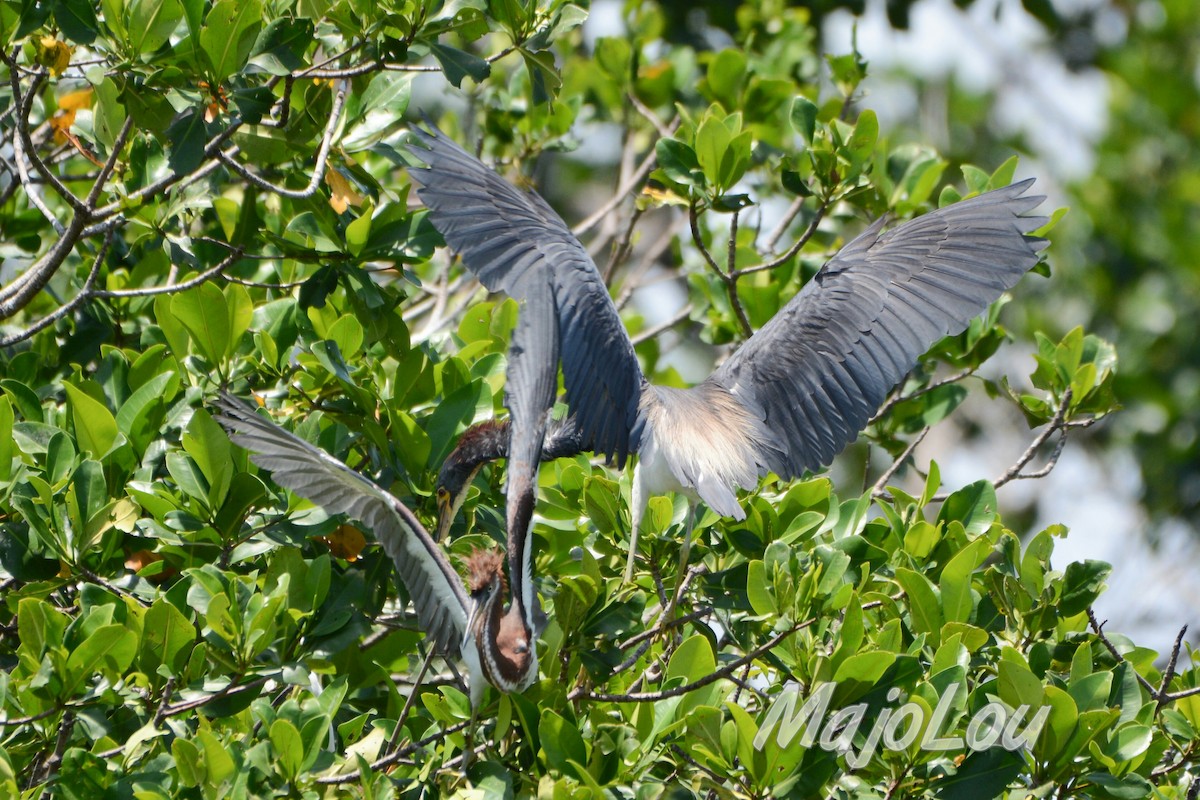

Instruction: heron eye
[436,487,449,501]
[512,642,528,654]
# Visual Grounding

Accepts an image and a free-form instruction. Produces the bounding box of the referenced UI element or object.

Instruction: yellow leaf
[326,169,362,214]
[58,88,94,111]
[318,524,366,561]
[641,185,689,207]
[36,36,72,77]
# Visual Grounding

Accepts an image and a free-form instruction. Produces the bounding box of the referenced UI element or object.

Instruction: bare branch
[871,427,930,500]
[1157,625,1190,712]
[928,387,1083,503]
[573,130,667,237]
[3,59,88,216]
[733,194,831,278]
[869,368,976,426]
[93,248,244,299]
[690,202,752,337]
[218,86,347,199]
[0,211,91,320]
[630,303,693,347]
[571,618,812,703]
[764,194,807,253]
[1087,609,1159,695]
[86,117,134,207]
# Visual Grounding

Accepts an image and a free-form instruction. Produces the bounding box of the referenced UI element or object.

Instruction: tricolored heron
[408,123,1047,584]
[212,393,538,708]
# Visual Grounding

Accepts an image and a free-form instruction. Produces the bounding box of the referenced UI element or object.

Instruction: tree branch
[217,86,347,199]
[570,617,812,703]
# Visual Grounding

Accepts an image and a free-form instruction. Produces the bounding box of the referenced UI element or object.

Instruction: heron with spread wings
[408,123,1047,584]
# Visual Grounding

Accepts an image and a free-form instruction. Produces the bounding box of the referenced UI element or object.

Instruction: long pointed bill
[463,596,483,653]
[436,496,454,542]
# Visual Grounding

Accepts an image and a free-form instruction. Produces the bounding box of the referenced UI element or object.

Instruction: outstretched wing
[709,180,1048,478]
[406,122,644,466]
[212,393,469,655]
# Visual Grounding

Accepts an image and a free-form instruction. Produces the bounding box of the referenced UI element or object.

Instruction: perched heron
[408,124,1047,583]
[212,394,538,707]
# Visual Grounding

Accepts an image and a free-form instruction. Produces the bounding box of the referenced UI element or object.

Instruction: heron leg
[664,502,698,621]
[624,467,648,584]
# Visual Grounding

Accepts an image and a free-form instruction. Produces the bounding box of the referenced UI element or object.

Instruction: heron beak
[463,595,483,649]
[435,494,454,541]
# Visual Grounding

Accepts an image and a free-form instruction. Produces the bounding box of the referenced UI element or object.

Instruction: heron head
[463,548,534,687]
[435,420,510,540]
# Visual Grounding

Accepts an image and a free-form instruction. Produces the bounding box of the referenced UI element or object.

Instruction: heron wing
[407,123,644,466]
[502,271,559,622]
[213,393,470,655]
[709,179,1048,478]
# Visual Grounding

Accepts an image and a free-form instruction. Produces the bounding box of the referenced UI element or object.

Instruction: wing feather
[710,179,1047,478]
[212,394,470,654]
[407,123,643,466]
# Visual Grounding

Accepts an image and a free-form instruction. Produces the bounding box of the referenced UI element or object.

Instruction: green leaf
[63,382,117,458]
[846,109,878,164]
[656,138,702,188]
[1059,560,1112,617]
[172,737,204,787]
[0,396,12,481]
[790,96,818,143]
[127,0,183,55]
[55,0,100,43]
[895,567,943,646]
[666,634,716,685]
[172,282,230,366]
[200,0,263,81]
[165,107,206,175]
[940,536,991,624]
[695,114,732,190]
[935,748,1024,800]
[429,43,491,88]
[539,710,587,776]
[937,480,997,536]
[706,49,746,109]
[115,371,178,454]
[66,623,138,694]
[140,599,195,678]
[249,16,314,74]
[346,206,373,257]
[998,653,1043,708]
[746,560,776,615]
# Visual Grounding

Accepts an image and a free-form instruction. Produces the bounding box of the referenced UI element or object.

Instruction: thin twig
[1157,625,1190,712]
[0,227,114,347]
[630,303,693,347]
[570,618,812,703]
[869,368,976,426]
[764,194,807,253]
[1087,609,1159,695]
[690,203,752,337]
[217,86,347,199]
[383,647,437,756]
[930,387,1083,503]
[870,427,930,500]
[733,195,831,278]
[315,720,472,784]
[86,117,134,207]
[573,134,665,237]
[93,249,244,299]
